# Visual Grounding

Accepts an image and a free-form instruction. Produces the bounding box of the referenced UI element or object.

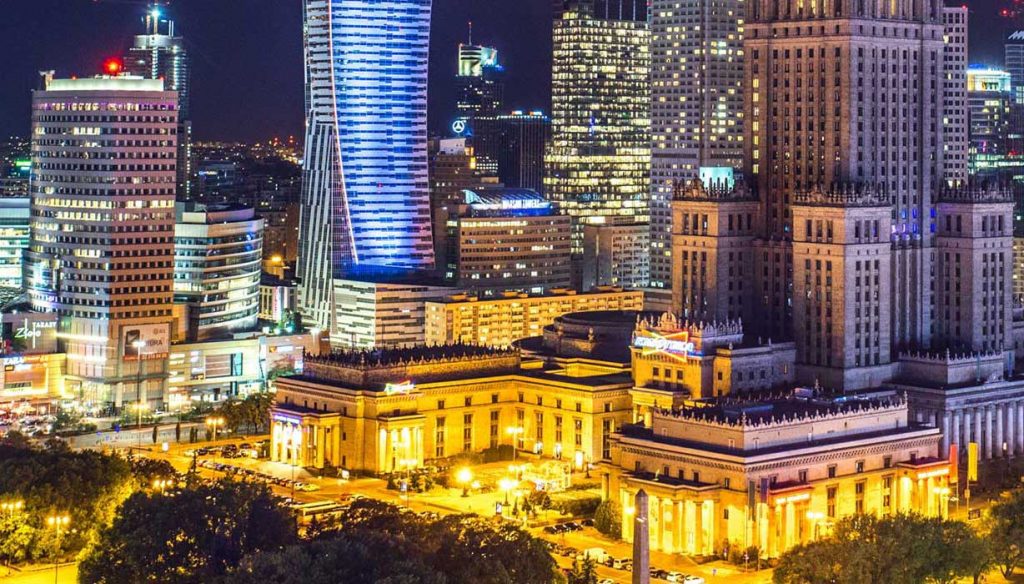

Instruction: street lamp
[0,500,23,518]
[457,467,473,497]
[506,426,524,462]
[499,477,517,506]
[46,514,70,584]
[132,338,146,437]
[205,416,225,443]
[152,478,171,494]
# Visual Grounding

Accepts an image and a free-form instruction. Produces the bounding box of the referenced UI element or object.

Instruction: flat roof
[45,77,165,92]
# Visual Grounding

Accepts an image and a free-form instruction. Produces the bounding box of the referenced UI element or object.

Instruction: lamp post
[46,514,70,584]
[506,426,524,462]
[132,338,146,440]
[152,478,171,494]
[499,477,516,506]
[457,467,473,498]
[205,416,225,443]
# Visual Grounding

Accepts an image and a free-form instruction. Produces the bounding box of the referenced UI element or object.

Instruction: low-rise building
[425,287,644,348]
[331,274,459,350]
[259,274,298,323]
[167,329,317,409]
[605,393,950,559]
[436,188,571,296]
[270,344,634,473]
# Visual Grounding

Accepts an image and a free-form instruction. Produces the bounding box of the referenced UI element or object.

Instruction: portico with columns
[606,393,950,559]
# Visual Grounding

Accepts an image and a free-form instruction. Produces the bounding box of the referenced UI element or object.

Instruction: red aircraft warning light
[103,58,123,76]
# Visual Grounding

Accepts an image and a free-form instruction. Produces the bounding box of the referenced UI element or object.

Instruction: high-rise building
[25,75,177,409]
[942,6,968,184]
[173,203,263,341]
[745,0,950,358]
[648,0,746,292]
[436,188,572,296]
[967,67,1013,176]
[298,0,435,330]
[0,198,29,291]
[1007,31,1024,102]
[473,111,551,194]
[581,219,650,291]
[545,0,650,254]
[455,42,503,119]
[124,7,191,200]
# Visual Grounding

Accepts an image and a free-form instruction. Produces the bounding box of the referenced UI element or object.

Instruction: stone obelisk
[632,489,650,584]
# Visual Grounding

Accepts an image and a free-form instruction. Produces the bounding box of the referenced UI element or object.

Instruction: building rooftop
[45,76,165,92]
[660,391,906,427]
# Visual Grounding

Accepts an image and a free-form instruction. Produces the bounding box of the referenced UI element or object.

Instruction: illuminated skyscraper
[545,0,650,255]
[25,75,177,409]
[298,0,436,329]
[455,42,503,120]
[124,7,191,200]
[648,0,746,292]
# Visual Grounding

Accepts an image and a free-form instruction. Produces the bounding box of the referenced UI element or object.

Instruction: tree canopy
[79,480,296,584]
[225,498,561,584]
[773,513,990,584]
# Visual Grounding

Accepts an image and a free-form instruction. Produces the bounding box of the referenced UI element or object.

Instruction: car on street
[650,568,668,580]
[682,576,704,584]
[598,579,615,584]
[665,572,686,583]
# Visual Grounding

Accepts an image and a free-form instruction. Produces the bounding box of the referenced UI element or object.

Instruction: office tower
[0,198,29,291]
[581,218,650,290]
[942,6,968,184]
[648,0,746,292]
[967,67,1013,176]
[545,0,650,254]
[473,111,551,194]
[25,75,177,409]
[428,138,499,261]
[1007,31,1024,102]
[124,7,191,200]
[298,0,435,330]
[173,203,263,341]
[455,42,503,119]
[436,188,572,296]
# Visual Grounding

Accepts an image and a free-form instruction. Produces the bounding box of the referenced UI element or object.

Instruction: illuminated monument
[297,0,436,329]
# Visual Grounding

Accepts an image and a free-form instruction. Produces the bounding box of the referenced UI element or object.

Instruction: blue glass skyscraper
[298,0,436,328]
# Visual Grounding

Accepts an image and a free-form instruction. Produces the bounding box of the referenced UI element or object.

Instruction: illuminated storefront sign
[384,381,415,396]
[633,335,695,355]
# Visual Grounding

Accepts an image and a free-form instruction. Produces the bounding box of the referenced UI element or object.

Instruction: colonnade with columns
[918,400,1024,460]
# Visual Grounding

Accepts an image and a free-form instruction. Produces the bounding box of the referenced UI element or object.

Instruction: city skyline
[0,0,1013,143]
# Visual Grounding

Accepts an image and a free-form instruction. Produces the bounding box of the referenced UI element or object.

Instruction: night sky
[0,0,1008,142]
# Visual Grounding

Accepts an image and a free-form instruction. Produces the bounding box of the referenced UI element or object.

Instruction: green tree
[0,511,36,566]
[773,513,988,584]
[566,557,598,584]
[0,444,134,556]
[593,499,622,540]
[989,488,1024,578]
[79,480,296,584]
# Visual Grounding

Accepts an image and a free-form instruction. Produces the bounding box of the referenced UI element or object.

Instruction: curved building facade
[298,0,436,329]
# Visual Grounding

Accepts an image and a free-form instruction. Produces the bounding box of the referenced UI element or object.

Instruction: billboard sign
[122,323,169,360]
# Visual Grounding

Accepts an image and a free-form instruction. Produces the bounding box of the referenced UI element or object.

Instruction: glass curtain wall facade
[298,0,435,329]
[545,0,651,255]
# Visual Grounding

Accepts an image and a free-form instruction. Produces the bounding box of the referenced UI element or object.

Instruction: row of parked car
[184,441,264,459]
[542,519,593,534]
[197,459,320,492]
[543,527,705,584]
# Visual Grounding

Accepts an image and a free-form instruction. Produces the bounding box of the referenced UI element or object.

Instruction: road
[0,564,77,584]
